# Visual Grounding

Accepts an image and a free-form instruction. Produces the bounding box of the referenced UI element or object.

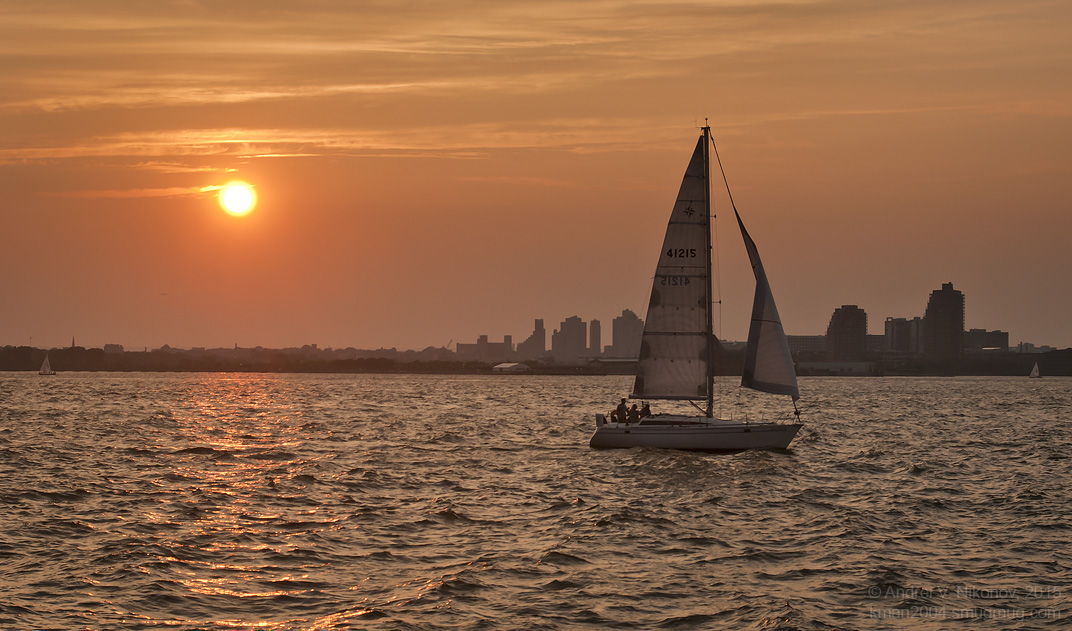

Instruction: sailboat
[1029,362,1041,378]
[590,125,802,451]
[39,354,56,375]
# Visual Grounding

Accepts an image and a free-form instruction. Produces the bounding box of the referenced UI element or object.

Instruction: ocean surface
[1,373,1069,630]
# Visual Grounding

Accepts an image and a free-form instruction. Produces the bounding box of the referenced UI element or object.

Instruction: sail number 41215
[666,248,697,258]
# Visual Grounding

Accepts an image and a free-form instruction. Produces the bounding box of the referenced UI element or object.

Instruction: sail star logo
[683,204,695,217]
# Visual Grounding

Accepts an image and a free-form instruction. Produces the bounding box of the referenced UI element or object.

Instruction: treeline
[2,345,1069,376]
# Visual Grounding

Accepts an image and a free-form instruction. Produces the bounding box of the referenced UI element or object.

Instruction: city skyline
[3,2,1071,352]
[455,279,1049,363]
[22,277,1057,357]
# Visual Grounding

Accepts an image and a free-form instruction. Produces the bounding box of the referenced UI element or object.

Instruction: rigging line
[709,130,739,215]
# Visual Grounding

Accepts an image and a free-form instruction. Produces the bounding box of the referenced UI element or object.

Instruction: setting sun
[219,182,256,216]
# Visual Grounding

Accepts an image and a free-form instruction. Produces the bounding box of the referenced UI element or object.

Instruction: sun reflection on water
[135,374,343,626]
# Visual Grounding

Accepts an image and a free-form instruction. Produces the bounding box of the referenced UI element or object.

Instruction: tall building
[884,316,924,353]
[516,319,546,361]
[605,309,644,358]
[825,305,868,361]
[923,282,965,359]
[550,316,588,363]
[589,319,602,357]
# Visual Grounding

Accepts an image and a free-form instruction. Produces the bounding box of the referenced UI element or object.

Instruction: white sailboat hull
[590,415,801,451]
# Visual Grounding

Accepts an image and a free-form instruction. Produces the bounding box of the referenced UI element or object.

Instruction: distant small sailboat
[589,124,802,451]
[39,354,56,375]
[1029,362,1041,379]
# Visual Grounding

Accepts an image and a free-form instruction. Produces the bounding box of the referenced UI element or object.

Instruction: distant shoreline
[3,345,1070,377]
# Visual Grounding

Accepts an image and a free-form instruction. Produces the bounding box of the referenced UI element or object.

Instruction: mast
[702,123,714,417]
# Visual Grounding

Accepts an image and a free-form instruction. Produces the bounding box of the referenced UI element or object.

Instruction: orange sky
[2,1,1070,351]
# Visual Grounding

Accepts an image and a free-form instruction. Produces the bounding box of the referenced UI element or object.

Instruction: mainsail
[631,136,711,402]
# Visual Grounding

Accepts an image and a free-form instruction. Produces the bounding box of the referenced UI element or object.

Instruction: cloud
[2,1,1069,173]
[47,185,212,199]
[0,118,668,162]
[132,161,234,174]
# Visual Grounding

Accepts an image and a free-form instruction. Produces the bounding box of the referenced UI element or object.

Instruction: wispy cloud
[132,161,234,174]
[1,1,1068,173]
[47,185,212,199]
[0,119,669,162]
[2,78,475,114]
[8,1,1013,114]
[4,0,1066,145]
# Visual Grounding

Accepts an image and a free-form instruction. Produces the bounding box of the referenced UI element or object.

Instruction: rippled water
[1,373,1070,630]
